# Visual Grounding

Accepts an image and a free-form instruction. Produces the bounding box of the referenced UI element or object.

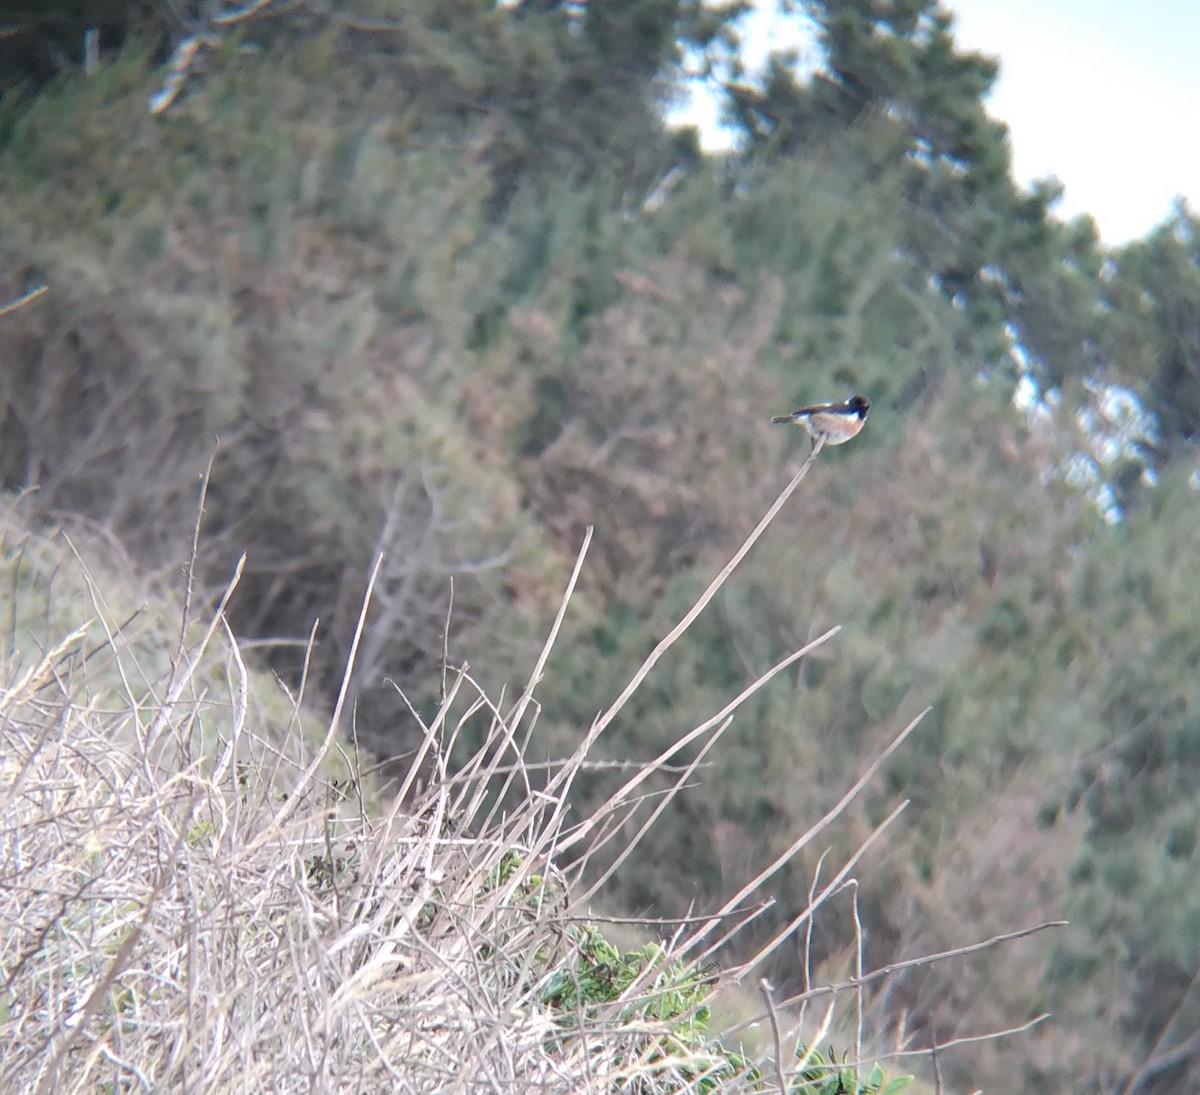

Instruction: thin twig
[0,284,47,319]
[684,707,928,959]
[573,441,825,759]
[777,919,1069,1009]
[439,576,453,704]
[889,1012,1053,1059]
[240,553,382,854]
[760,980,788,1095]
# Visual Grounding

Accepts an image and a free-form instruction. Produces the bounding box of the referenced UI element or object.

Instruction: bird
[771,395,870,451]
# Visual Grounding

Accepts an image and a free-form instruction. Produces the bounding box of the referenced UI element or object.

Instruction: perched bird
[772,395,870,451]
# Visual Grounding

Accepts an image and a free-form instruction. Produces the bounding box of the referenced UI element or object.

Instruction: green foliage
[539,927,912,1094]
[0,40,553,745]
[1100,205,1200,470]
[4,3,1200,1092]
[727,0,1112,395]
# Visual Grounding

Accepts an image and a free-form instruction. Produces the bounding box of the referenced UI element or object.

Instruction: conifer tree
[726,0,1106,394]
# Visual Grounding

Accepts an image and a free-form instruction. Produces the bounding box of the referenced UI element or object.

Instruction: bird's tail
[770,415,793,424]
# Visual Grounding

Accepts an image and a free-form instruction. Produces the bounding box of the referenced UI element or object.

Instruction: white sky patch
[666,1,816,147]
[948,0,1200,243]
[736,0,816,71]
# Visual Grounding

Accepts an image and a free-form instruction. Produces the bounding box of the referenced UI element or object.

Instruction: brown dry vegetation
[1,481,942,1094]
[3,7,1200,1092]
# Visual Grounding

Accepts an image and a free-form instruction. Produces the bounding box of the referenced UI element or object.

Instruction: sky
[678,0,1200,245]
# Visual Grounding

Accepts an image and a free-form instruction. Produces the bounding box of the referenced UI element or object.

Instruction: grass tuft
[1,455,1046,1091]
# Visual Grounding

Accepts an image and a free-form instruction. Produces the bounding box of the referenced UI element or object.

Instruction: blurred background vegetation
[2,1,1198,1091]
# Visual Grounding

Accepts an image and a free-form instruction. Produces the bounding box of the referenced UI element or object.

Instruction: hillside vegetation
[2,2,1200,1092]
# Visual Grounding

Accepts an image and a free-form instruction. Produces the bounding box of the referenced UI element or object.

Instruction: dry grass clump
[0,453,1051,1093]
[0,528,685,1091]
